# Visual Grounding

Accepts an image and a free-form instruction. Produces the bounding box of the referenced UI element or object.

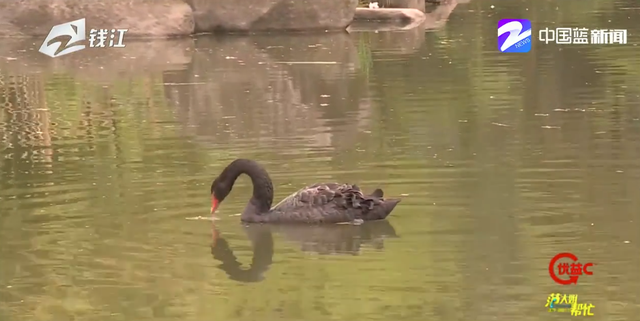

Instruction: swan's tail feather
[371,188,384,198]
[363,198,400,220]
[380,199,400,218]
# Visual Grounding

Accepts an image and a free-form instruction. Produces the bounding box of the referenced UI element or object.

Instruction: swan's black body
[210,159,401,224]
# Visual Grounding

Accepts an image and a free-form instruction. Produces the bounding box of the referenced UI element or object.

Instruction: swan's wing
[267,183,397,223]
[271,183,365,210]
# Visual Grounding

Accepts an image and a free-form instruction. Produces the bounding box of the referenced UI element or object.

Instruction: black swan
[209,159,401,224]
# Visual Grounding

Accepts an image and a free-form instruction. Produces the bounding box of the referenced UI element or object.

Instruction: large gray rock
[379,0,426,12]
[0,0,361,37]
[0,0,194,37]
[187,0,358,32]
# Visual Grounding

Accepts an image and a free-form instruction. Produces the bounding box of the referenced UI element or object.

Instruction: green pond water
[0,0,639,320]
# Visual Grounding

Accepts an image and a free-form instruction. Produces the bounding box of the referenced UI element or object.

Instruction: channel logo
[498,19,532,53]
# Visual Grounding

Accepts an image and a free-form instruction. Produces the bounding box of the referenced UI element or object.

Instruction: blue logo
[498,19,532,53]
[550,298,572,309]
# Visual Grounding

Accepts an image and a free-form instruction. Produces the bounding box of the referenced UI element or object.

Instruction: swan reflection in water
[210,221,398,283]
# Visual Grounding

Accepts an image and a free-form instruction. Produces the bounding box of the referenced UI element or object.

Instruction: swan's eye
[213,184,230,200]
[211,178,223,195]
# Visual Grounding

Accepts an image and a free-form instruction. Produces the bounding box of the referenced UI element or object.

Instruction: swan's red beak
[210,196,220,214]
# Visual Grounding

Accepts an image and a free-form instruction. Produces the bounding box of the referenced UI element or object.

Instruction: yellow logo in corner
[545,293,595,317]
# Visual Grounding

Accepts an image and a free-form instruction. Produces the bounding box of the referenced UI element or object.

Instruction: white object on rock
[369,2,379,9]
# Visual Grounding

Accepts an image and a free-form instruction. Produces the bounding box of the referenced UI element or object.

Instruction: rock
[378,0,426,12]
[186,0,358,32]
[423,0,459,29]
[426,0,468,5]
[353,8,425,27]
[349,0,457,32]
[0,0,194,37]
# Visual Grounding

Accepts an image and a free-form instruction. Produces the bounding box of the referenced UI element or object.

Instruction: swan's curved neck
[220,159,274,214]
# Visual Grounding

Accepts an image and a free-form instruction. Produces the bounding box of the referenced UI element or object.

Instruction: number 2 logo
[498,19,532,53]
